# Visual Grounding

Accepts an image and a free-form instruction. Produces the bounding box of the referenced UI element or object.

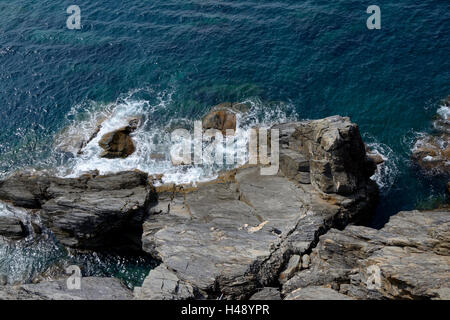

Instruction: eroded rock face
[138,117,378,300]
[0,171,155,249]
[276,116,376,195]
[98,118,141,158]
[412,96,450,176]
[282,209,450,300]
[0,277,133,300]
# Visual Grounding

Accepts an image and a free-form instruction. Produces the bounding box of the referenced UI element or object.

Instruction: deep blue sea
[0,0,449,285]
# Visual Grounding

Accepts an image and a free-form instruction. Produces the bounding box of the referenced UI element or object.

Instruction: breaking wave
[53,88,298,185]
[364,135,399,192]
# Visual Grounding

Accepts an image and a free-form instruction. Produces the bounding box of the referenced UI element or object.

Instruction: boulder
[0,277,133,300]
[279,255,301,284]
[202,102,245,135]
[98,117,141,158]
[282,209,450,300]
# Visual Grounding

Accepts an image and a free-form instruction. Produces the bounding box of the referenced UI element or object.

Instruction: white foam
[54,91,298,185]
[437,105,450,120]
[364,136,399,192]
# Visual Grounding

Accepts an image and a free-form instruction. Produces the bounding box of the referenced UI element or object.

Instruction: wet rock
[301,254,310,269]
[283,209,450,300]
[0,171,52,208]
[250,287,281,300]
[98,117,141,158]
[0,277,133,300]
[411,133,449,175]
[99,130,135,158]
[412,97,450,176]
[0,216,26,240]
[202,102,245,135]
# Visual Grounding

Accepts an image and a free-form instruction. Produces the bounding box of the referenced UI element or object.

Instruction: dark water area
[0,0,449,283]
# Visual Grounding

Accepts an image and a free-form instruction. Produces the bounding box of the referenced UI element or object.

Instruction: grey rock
[134,265,195,300]
[288,116,376,195]
[411,96,450,176]
[202,103,242,135]
[98,117,141,159]
[301,254,310,269]
[279,255,301,284]
[250,287,281,300]
[140,117,377,299]
[0,277,133,300]
[0,171,155,249]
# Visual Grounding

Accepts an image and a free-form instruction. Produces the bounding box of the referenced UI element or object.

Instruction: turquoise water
[0,0,449,280]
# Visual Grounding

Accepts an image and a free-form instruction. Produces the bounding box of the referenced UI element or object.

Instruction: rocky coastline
[0,113,448,300]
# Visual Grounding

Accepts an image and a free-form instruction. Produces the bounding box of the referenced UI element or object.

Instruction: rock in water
[138,116,378,299]
[282,209,450,300]
[411,96,450,176]
[134,265,195,300]
[202,102,247,135]
[98,117,141,158]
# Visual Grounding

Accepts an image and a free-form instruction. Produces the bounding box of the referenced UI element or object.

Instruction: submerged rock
[0,277,133,300]
[282,209,450,300]
[202,102,248,135]
[412,96,450,176]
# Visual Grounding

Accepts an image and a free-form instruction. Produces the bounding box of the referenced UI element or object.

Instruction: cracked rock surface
[282,210,450,300]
